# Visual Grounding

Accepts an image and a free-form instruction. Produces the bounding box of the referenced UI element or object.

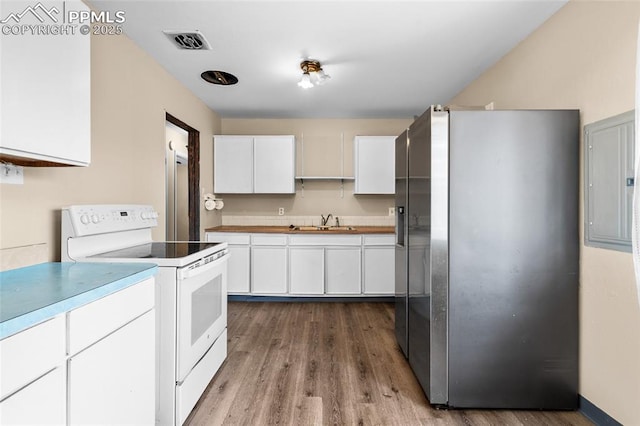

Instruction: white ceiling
[89,1,567,119]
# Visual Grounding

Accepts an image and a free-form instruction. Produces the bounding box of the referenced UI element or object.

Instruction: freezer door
[447,110,579,409]
[394,130,409,357]
[407,108,449,405]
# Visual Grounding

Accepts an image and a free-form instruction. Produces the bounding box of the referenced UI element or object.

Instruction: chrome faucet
[321,214,333,226]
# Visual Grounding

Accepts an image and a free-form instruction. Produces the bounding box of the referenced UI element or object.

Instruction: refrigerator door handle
[396,206,405,247]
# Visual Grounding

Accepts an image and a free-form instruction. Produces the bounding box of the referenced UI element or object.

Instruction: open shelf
[295,176,355,198]
[295,176,354,181]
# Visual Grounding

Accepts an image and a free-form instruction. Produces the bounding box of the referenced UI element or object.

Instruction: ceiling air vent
[163,30,211,50]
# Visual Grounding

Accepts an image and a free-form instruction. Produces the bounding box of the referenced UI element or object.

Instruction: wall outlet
[388,207,395,217]
[0,164,24,185]
[278,207,285,216]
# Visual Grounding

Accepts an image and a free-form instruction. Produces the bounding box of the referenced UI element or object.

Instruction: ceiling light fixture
[297,60,330,89]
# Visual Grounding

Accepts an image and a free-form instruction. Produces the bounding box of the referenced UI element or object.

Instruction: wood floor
[185,302,592,426]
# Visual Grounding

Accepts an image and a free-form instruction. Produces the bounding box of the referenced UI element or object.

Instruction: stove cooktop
[89,242,223,260]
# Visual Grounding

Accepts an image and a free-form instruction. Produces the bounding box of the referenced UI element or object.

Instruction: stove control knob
[141,212,149,220]
[91,214,100,224]
[80,214,90,225]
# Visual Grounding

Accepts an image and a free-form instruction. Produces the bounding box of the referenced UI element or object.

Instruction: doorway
[165,113,200,241]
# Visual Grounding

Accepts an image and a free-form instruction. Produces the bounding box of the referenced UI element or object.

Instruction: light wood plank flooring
[185,302,592,425]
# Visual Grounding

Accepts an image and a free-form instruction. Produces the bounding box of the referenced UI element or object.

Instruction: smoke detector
[163,30,211,50]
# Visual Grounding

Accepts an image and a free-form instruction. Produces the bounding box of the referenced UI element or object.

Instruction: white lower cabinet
[251,245,288,294]
[227,246,251,293]
[206,231,394,297]
[363,235,395,294]
[0,277,155,425]
[326,247,362,294]
[68,310,155,425]
[289,247,325,294]
[0,367,66,425]
[0,315,66,425]
[363,247,395,294]
[0,316,65,401]
[207,233,251,294]
[67,278,155,425]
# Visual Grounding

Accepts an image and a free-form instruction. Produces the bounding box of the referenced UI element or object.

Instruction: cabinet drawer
[0,316,65,400]
[251,234,288,246]
[0,366,66,424]
[207,233,250,245]
[289,234,362,246]
[363,235,395,246]
[68,278,154,355]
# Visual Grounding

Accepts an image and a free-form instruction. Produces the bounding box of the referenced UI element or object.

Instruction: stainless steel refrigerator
[395,106,579,409]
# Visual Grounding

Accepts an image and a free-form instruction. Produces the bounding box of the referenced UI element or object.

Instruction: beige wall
[449,1,640,424]
[0,31,221,261]
[218,118,412,217]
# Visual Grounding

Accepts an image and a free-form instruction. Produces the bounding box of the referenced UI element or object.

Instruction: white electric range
[61,204,228,426]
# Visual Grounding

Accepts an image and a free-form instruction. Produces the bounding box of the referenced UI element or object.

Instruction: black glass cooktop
[89,242,221,259]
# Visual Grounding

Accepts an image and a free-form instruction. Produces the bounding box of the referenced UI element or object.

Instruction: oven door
[176,254,228,382]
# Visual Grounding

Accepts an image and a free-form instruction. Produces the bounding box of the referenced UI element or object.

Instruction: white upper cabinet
[354,136,395,194]
[0,1,91,166]
[254,136,295,193]
[214,135,295,194]
[214,136,254,193]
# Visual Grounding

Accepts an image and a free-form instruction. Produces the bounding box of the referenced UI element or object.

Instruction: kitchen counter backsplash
[221,215,394,227]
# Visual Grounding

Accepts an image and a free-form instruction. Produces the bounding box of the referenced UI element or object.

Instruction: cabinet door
[214,136,254,193]
[251,247,288,294]
[354,136,395,194]
[1,316,65,400]
[326,247,361,294]
[67,278,154,355]
[253,136,295,193]
[206,232,251,294]
[0,367,66,425]
[363,247,395,294]
[68,310,155,425]
[289,247,324,294]
[0,1,90,166]
[228,245,251,293]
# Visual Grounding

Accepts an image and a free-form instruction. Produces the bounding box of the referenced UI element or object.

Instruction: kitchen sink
[291,226,357,231]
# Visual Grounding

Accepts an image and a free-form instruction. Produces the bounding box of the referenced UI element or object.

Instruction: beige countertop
[205,225,394,235]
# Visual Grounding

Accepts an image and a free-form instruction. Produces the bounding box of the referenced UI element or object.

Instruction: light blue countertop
[0,262,157,340]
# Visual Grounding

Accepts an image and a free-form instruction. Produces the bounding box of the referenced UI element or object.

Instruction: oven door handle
[178,253,229,280]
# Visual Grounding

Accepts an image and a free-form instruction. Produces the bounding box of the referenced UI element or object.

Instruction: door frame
[166,113,200,241]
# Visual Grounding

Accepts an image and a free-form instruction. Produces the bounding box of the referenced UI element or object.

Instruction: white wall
[448,1,640,424]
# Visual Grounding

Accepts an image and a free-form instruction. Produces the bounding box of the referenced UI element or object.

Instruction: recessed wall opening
[165,113,200,241]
